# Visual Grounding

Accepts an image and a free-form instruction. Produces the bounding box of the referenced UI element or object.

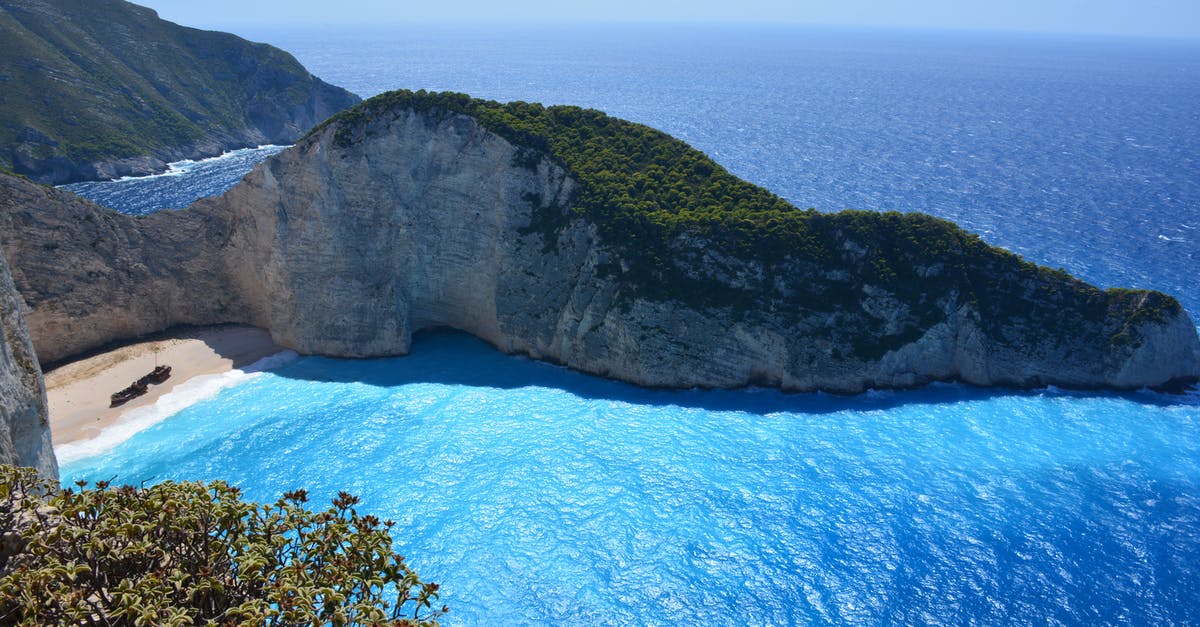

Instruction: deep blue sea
[61,144,287,215]
[58,25,1200,625]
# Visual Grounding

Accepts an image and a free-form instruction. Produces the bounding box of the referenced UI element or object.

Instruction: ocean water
[57,25,1200,625]
[61,333,1200,625]
[60,144,287,215]
[249,24,1200,317]
[63,25,1200,315]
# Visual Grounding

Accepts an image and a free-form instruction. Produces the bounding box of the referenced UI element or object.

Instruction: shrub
[306,90,1185,359]
[0,465,445,626]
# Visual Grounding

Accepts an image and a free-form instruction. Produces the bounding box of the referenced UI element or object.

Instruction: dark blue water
[60,145,286,215]
[58,25,1200,625]
[244,24,1200,317]
[66,26,1200,316]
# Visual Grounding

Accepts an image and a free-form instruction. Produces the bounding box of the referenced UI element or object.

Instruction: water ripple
[60,145,287,215]
[61,333,1200,625]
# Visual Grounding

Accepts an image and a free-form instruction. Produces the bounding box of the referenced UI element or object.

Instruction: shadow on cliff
[262,329,1195,416]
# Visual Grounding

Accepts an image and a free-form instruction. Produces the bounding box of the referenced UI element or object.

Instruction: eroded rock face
[0,244,56,479]
[1,103,1198,395]
[0,176,243,365]
[202,109,1200,392]
[203,110,581,359]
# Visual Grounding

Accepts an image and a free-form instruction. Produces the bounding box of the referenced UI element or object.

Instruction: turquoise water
[56,25,1200,624]
[61,333,1200,625]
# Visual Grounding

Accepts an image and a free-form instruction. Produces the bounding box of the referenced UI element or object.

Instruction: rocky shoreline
[0,0,360,186]
[23,137,279,186]
[0,245,56,479]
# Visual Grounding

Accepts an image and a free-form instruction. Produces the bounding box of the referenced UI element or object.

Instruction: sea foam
[111,145,289,183]
[54,350,297,465]
[60,144,288,215]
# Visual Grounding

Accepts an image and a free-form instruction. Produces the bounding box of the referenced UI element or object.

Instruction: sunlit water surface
[58,25,1200,625]
[60,145,286,215]
[61,334,1200,625]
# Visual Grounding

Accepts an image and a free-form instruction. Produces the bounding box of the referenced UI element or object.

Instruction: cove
[60,331,1200,625]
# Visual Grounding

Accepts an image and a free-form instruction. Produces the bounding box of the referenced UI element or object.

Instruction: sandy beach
[45,325,284,447]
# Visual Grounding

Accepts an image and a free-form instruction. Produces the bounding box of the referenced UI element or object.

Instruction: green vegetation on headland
[314,90,1182,360]
[0,465,445,626]
[0,0,359,184]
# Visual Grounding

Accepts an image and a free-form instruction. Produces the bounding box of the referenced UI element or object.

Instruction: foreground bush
[0,465,444,626]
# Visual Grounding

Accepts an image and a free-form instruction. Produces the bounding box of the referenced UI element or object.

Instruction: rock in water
[0,243,56,480]
[2,90,1198,394]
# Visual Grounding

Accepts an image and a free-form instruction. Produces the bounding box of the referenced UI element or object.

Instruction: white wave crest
[111,144,289,183]
[54,350,298,465]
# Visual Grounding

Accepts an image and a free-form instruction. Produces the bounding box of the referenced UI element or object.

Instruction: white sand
[45,325,284,447]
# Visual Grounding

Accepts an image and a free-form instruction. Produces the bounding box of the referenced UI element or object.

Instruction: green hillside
[317,90,1183,359]
[0,0,359,183]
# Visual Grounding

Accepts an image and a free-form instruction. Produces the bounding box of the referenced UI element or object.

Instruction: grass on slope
[312,90,1181,357]
[0,0,355,176]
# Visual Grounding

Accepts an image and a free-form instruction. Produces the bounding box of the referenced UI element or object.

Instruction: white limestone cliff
[199,108,1200,393]
[1,103,1197,396]
[0,244,57,479]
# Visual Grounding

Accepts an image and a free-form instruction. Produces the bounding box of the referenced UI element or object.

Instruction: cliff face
[200,106,1200,392]
[0,0,360,184]
[2,94,1198,394]
[0,175,243,365]
[206,110,582,360]
[0,243,56,479]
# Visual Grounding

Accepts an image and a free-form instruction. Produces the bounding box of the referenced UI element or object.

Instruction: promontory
[2,90,1197,394]
[0,0,359,184]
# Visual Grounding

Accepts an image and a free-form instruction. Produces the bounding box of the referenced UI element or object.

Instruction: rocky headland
[0,0,360,184]
[1,90,1197,396]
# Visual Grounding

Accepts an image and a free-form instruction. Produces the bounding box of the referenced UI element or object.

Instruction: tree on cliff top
[0,465,445,626]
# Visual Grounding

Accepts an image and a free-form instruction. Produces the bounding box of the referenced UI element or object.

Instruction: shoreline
[45,325,286,453]
[55,144,290,187]
[108,144,289,183]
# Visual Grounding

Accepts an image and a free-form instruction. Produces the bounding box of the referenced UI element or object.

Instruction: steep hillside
[0,0,359,184]
[2,91,1197,393]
